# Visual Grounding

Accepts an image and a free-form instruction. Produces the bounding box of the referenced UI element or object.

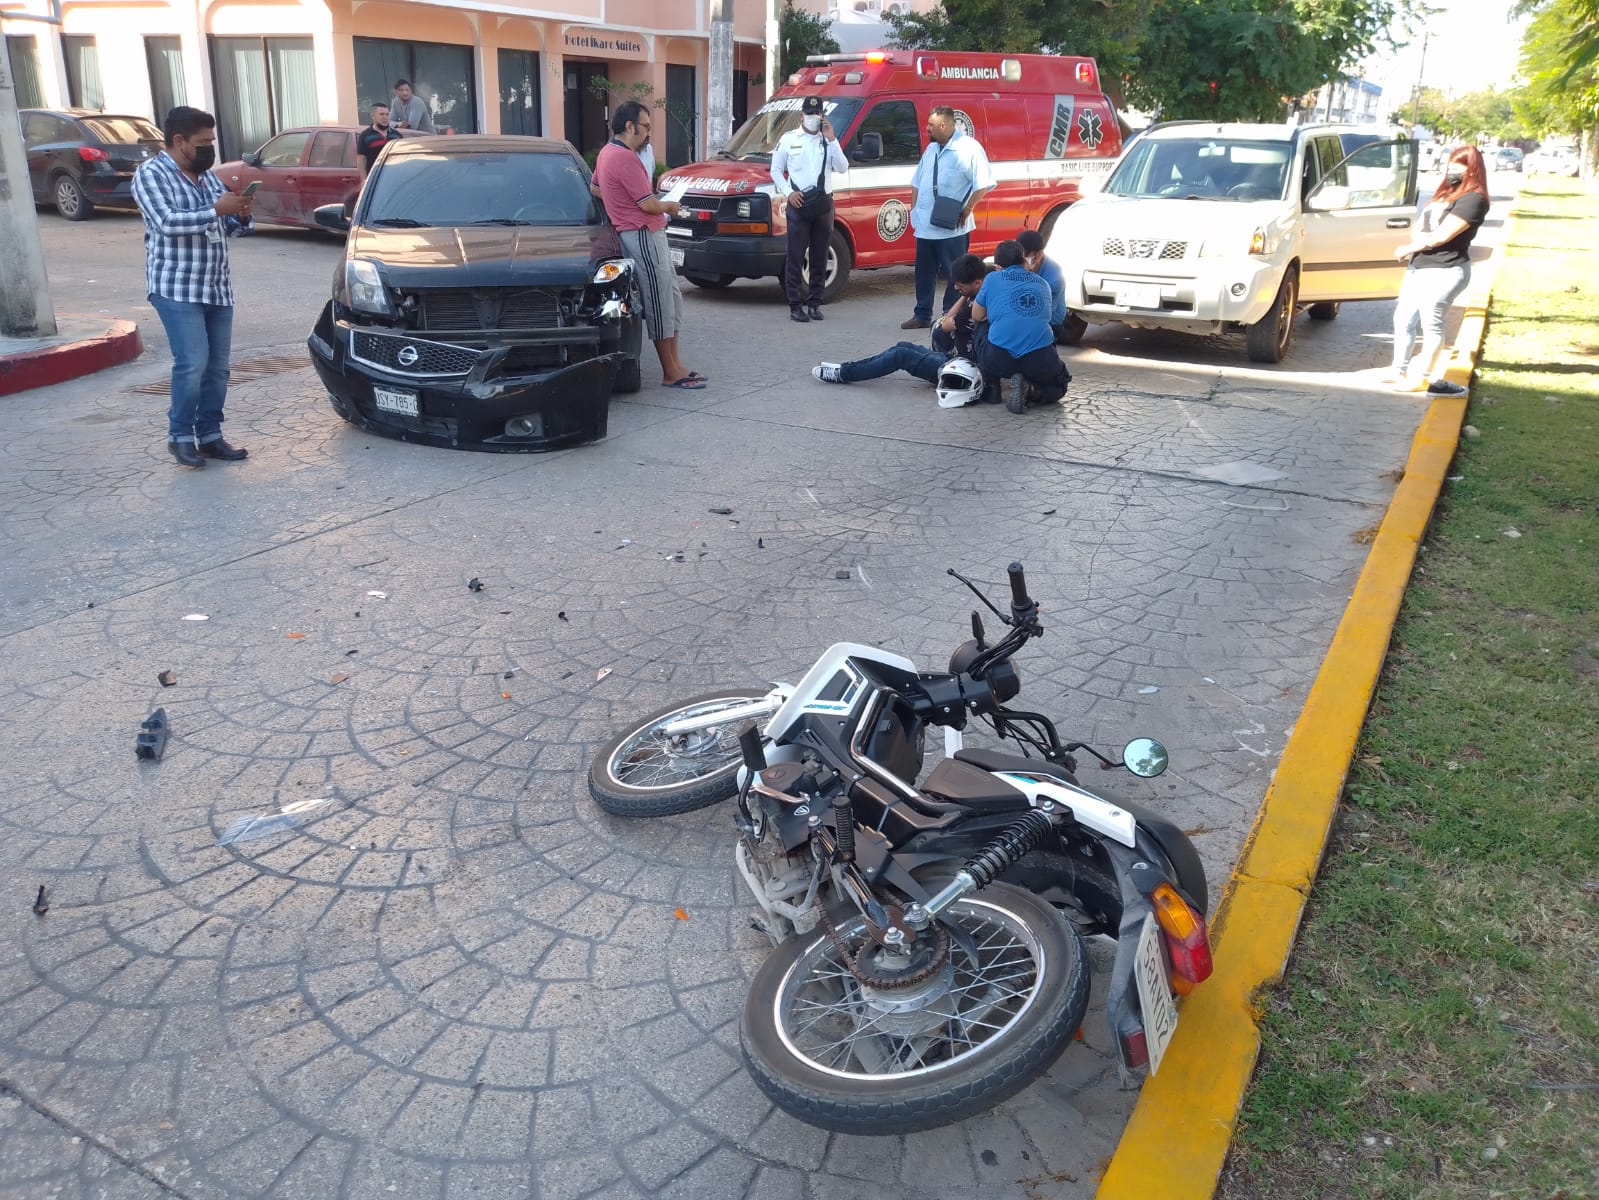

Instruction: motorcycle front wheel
[740,882,1089,1134]
[588,688,770,817]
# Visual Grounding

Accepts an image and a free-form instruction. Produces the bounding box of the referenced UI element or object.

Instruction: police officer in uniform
[771,96,848,322]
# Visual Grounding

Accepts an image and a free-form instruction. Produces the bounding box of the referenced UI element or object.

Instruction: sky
[1361,0,1532,102]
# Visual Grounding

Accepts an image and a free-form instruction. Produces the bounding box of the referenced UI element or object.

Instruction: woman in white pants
[1388,144,1490,396]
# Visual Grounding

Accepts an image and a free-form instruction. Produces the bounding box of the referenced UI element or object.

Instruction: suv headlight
[343,259,393,315]
[592,258,635,286]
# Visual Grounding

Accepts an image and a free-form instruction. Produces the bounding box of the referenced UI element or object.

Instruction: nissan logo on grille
[396,345,420,367]
[1130,239,1158,259]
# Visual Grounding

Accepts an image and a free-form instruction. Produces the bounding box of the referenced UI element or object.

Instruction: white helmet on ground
[935,357,984,409]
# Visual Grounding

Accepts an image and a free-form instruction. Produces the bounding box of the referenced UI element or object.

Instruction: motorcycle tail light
[1120,1026,1149,1069]
[78,146,109,162]
[1151,881,1213,986]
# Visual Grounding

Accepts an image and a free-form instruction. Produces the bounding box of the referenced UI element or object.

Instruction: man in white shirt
[771,96,849,323]
[902,106,995,329]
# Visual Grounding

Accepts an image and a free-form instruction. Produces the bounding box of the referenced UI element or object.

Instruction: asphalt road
[0,176,1513,1200]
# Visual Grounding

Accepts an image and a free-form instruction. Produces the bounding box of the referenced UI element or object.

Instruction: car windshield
[717,98,864,160]
[81,116,163,144]
[364,150,600,227]
[1106,136,1291,201]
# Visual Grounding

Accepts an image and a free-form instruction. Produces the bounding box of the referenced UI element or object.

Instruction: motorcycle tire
[740,881,1089,1134]
[588,688,770,818]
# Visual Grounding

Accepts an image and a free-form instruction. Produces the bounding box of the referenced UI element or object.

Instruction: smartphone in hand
[242,180,263,199]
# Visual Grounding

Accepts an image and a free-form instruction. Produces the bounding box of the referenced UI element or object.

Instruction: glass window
[854,100,920,164]
[365,148,597,227]
[62,35,104,110]
[665,64,696,169]
[208,36,319,161]
[5,35,44,109]
[720,97,864,160]
[80,116,163,144]
[258,131,310,167]
[1108,137,1290,201]
[308,131,350,167]
[498,48,541,136]
[145,36,187,124]
[355,36,476,135]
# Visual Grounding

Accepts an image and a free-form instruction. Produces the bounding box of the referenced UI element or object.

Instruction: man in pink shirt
[593,102,705,389]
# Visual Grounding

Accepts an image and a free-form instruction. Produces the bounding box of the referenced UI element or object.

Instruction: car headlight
[344,259,393,315]
[592,258,635,286]
[1248,226,1268,256]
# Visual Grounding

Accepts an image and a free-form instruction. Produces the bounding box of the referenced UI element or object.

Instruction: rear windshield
[82,117,163,144]
[365,150,599,227]
[719,98,865,160]
[1106,137,1291,201]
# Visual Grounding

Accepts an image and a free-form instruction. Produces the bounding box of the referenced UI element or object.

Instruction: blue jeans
[913,234,970,323]
[1391,263,1470,378]
[840,341,946,384]
[148,294,234,444]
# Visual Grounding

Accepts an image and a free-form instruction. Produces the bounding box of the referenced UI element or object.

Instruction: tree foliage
[1409,86,1526,142]
[780,1,841,80]
[1515,1,1598,140]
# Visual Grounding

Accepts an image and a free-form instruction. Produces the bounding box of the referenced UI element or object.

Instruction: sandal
[683,371,708,383]
[663,376,707,390]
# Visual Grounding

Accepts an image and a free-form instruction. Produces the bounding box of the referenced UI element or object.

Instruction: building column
[545,49,565,142]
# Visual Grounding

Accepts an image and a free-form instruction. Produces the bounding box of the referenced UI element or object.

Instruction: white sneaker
[812,363,843,384]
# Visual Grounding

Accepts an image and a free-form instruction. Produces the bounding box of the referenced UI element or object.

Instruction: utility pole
[1409,28,1430,132]
[0,43,58,337]
[708,0,734,154]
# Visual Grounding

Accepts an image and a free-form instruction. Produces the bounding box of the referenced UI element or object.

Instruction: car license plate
[1115,282,1162,309]
[669,247,685,267]
[1134,914,1180,1075]
[373,386,419,417]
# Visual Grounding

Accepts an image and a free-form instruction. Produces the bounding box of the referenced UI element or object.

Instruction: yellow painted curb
[1097,232,1506,1198]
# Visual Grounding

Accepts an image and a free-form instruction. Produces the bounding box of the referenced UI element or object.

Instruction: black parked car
[307,136,645,453]
[20,109,164,220]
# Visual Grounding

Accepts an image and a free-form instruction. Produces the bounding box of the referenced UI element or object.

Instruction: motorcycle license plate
[669,246,685,267]
[1134,915,1180,1075]
[373,387,419,417]
[1114,282,1161,309]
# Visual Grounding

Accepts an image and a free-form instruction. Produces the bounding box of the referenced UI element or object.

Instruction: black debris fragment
[758,538,765,549]
[559,670,573,680]
[158,670,177,687]
[346,649,358,656]
[835,569,851,580]
[32,886,48,916]
[468,577,485,592]
[1042,508,1057,516]
[709,506,734,515]
[86,602,95,609]
[504,671,516,679]
[557,611,568,622]
[135,708,169,762]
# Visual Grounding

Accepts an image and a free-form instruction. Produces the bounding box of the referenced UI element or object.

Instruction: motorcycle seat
[919,757,1033,814]
[953,747,1080,786]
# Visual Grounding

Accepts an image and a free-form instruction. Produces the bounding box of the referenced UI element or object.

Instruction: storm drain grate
[125,354,310,395]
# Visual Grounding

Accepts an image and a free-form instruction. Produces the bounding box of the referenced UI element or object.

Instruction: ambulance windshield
[718,98,865,160]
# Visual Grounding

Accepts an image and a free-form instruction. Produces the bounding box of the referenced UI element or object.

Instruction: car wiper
[460,218,533,226]
[368,217,430,227]
[714,149,736,159]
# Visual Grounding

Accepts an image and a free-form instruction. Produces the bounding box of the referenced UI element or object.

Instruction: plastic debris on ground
[217,798,333,846]
[135,708,169,761]
[182,614,208,622]
[468,577,485,591]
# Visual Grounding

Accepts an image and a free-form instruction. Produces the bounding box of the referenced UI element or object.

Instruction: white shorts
[620,227,683,342]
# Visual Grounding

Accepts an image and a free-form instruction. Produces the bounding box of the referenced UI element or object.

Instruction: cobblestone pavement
[0,207,1489,1198]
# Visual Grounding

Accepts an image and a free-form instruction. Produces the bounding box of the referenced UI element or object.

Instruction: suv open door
[1301,138,1419,302]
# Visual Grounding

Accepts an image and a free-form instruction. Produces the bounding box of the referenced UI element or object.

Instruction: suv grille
[1103,238,1189,261]
[351,331,481,376]
[419,288,564,331]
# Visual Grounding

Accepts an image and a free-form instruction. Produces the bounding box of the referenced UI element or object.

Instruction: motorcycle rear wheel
[588,688,769,817]
[740,882,1089,1134]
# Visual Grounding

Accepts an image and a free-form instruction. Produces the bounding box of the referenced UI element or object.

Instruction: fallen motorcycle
[589,563,1212,1133]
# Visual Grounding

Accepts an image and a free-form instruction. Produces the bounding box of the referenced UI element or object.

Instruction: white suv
[1044,122,1419,362]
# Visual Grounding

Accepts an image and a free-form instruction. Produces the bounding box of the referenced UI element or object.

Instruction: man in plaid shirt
[133,106,254,469]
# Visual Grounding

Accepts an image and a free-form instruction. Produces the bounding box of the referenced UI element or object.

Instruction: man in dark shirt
[358,104,401,178]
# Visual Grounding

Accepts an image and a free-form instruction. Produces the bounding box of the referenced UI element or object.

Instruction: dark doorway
[665,64,696,168]
[562,61,610,158]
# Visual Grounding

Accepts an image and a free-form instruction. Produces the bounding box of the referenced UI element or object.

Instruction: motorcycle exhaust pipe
[906,809,1055,927]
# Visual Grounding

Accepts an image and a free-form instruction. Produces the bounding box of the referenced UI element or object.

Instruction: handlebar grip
[1007,562,1030,609]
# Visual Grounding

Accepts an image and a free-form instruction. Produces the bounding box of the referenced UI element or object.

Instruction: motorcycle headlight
[344,259,393,315]
[592,258,635,286]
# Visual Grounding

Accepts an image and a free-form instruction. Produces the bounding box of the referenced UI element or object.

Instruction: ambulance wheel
[684,273,736,289]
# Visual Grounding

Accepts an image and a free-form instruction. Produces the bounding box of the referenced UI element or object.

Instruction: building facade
[2,0,770,165]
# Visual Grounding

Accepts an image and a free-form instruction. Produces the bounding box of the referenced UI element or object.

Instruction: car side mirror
[313,203,351,233]
[243,151,262,167]
[1307,184,1351,211]
[854,132,883,162]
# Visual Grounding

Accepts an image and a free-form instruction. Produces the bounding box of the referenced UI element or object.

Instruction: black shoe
[1426,380,1468,397]
[790,307,810,323]
[168,441,205,469]
[900,317,931,330]
[199,439,248,461]
[808,305,825,322]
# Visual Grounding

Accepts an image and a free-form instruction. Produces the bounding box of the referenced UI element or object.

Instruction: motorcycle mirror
[971,610,986,649]
[1122,737,1169,778]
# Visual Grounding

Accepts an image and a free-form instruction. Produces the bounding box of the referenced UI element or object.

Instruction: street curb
[0,317,143,398]
[1095,236,1503,1196]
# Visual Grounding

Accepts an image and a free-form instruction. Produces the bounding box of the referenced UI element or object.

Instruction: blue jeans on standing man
[148,294,234,445]
[912,234,970,324]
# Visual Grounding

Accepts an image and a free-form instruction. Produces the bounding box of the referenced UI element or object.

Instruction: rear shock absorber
[906,809,1055,927]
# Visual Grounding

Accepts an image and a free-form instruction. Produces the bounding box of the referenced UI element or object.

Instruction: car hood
[348,224,623,288]
[1059,194,1289,243]
[658,160,774,197]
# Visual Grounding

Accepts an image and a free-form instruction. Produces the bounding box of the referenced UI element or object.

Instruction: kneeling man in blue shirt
[972,240,1072,412]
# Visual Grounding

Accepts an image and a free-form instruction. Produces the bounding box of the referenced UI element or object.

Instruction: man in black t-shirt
[358,105,402,178]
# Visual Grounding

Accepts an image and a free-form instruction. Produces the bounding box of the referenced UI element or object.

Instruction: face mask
[190,144,216,173]
[1445,166,1465,183]
[802,115,822,134]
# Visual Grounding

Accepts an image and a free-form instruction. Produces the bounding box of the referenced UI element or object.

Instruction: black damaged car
[307,136,644,452]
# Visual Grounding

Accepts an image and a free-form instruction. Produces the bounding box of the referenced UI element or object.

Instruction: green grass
[1219,180,1599,1200]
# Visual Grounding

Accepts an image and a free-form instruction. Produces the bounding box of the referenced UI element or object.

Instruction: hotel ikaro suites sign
[561,26,651,60]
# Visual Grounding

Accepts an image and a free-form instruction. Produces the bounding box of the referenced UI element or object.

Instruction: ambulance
[658,50,1126,302]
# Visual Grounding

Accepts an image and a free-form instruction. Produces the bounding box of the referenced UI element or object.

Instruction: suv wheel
[1246,268,1298,363]
[54,174,93,221]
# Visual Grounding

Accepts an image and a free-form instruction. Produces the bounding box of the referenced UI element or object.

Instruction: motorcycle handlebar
[1007,562,1030,610]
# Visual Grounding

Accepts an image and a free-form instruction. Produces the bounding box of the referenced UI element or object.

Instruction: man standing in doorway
[358,103,402,179]
[902,106,994,330]
[771,96,848,323]
[132,105,254,468]
[593,100,705,390]
[390,80,435,134]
